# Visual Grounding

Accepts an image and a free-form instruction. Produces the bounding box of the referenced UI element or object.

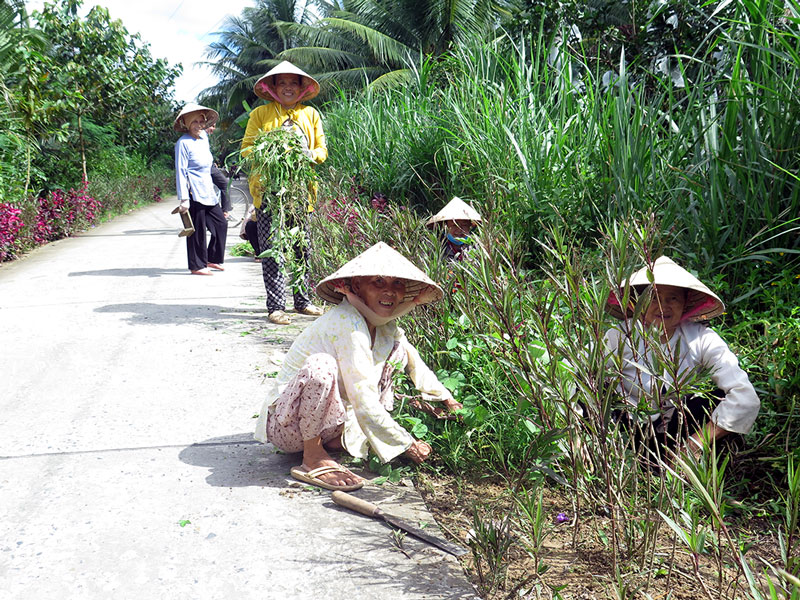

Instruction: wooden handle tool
[332,491,468,557]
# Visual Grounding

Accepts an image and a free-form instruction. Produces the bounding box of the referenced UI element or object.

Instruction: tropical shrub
[0,202,24,261]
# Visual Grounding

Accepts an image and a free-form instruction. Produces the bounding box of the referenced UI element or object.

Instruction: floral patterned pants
[266,344,407,453]
[267,354,346,453]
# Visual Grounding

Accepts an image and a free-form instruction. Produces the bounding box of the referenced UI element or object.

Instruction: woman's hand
[443,397,462,413]
[405,440,432,464]
[414,285,432,305]
[409,397,461,420]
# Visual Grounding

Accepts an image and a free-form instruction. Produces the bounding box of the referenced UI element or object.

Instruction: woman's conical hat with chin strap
[253,60,321,104]
[425,196,482,227]
[316,242,443,308]
[606,255,725,322]
[173,103,219,133]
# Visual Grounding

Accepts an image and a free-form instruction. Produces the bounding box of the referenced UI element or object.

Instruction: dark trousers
[255,206,310,313]
[187,200,227,271]
[210,165,230,212]
[244,219,261,256]
[617,389,736,465]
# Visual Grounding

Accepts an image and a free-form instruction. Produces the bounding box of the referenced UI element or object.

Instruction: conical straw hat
[173,103,219,133]
[606,256,725,321]
[254,60,320,103]
[317,242,443,305]
[425,197,482,227]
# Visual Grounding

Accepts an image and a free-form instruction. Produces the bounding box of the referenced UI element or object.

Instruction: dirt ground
[415,472,783,600]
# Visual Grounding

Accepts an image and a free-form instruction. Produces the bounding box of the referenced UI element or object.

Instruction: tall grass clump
[322,0,800,282]
[319,0,800,437]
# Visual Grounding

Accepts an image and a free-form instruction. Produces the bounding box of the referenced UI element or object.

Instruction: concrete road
[0,191,477,600]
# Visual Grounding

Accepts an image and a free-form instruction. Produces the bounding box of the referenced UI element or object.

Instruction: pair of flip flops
[290,464,364,491]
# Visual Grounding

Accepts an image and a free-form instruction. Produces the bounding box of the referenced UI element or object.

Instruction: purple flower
[370,193,388,212]
[556,512,568,523]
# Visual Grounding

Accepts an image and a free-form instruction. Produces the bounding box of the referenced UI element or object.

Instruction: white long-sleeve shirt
[604,320,759,434]
[174,131,217,206]
[254,299,453,462]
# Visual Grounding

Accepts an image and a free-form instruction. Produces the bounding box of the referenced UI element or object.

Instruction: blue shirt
[174,131,217,206]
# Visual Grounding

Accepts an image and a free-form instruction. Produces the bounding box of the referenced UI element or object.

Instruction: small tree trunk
[77,113,88,181]
[23,142,31,201]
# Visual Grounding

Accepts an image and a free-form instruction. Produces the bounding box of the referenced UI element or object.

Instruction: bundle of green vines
[240,127,315,218]
[239,127,317,290]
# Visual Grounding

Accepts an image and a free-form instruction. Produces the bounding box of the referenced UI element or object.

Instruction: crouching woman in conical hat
[604,256,760,462]
[253,242,462,491]
[425,196,482,262]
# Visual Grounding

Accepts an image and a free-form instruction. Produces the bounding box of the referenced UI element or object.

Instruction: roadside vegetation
[0,0,177,262]
[296,2,798,598]
[204,0,798,596]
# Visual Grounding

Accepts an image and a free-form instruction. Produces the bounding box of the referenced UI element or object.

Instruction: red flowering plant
[0,181,102,263]
[33,181,102,243]
[0,203,25,261]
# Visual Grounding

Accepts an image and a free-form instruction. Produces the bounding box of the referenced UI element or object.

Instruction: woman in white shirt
[174,103,227,275]
[605,256,759,461]
[254,242,462,491]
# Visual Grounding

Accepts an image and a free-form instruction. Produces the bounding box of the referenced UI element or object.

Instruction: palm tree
[199,0,317,120]
[274,0,499,89]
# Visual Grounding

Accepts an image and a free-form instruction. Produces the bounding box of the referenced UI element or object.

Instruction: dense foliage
[0,0,178,262]
[302,0,800,596]
[4,0,797,595]
[200,0,800,593]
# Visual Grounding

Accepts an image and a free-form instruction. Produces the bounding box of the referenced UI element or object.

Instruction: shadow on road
[288,526,476,599]
[69,267,191,277]
[179,435,476,597]
[179,433,376,490]
[77,229,175,237]
[178,433,299,489]
[93,302,272,326]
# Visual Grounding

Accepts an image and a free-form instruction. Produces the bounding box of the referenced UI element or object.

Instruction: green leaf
[523,420,540,435]
[597,528,610,549]
[411,422,428,437]
[473,405,489,424]
[656,510,692,548]
[388,469,404,483]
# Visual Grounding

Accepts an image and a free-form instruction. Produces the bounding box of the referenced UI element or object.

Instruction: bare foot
[302,436,362,488]
[300,457,363,488]
[323,436,345,452]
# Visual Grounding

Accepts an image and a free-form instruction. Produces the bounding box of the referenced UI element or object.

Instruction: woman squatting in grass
[253,242,462,491]
[604,256,760,465]
[425,196,482,262]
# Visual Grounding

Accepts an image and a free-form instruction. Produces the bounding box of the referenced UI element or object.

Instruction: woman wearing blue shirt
[174,103,227,275]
